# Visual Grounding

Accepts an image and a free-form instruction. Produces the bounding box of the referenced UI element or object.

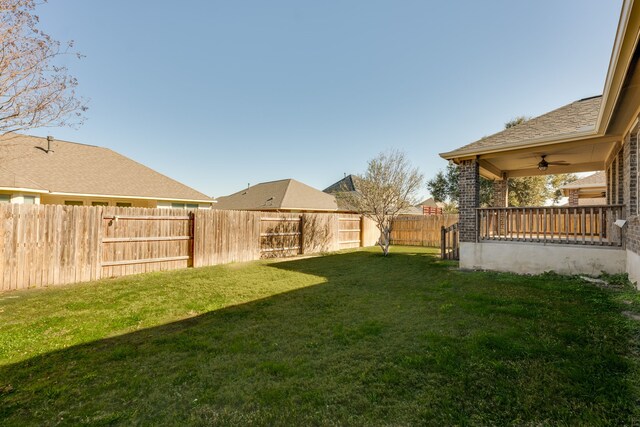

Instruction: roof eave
[439,129,599,161]
[596,0,640,134]
[47,191,213,204]
[0,186,48,194]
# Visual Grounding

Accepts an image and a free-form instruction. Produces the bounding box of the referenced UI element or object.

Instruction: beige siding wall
[157,201,212,209]
[2,191,212,209]
[577,197,606,206]
[40,194,157,207]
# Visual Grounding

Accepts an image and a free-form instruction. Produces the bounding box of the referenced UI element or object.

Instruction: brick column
[492,179,508,207]
[458,159,480,242]
[568,189,579,207]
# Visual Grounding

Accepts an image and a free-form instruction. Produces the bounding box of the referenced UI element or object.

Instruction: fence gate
[441,223,459,260]
[100,212,194,277]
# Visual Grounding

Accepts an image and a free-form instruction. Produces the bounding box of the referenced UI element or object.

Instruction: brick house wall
[618,149,625,204]
[606,123,640,262]
[624,128,639,256]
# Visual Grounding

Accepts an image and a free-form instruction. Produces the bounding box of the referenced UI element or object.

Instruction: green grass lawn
[0,246,639,426]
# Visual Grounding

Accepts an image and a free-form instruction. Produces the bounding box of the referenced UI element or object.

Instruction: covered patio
[438,0,640,282]
[439,98,628,275]
[438,94,636,275]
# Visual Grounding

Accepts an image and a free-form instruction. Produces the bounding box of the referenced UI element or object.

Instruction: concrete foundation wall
[460,242,626,276]
[627,249,640,289]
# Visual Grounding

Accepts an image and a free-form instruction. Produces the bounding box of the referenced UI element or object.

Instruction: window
[171,203,199,210]
[23,196,35,205]
[65,201,83,206]
[116,202,132,207]
[0,194,10,203]
[91,201,109,206]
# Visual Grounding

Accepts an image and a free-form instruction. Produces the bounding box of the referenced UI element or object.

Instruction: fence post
[360,215,365,247]
[189,211,195,267]
[453,225,458,260]
[299,215,305,255]
[440,225,446,259]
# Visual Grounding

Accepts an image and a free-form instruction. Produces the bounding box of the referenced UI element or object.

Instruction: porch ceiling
[475,136,619,179]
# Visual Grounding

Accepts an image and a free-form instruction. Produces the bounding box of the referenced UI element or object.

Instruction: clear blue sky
[32,0,622,199]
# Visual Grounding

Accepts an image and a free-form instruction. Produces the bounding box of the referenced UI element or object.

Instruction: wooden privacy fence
[101,209,194,278]
[257,213,368,258]
[390,214,459,247]
[0,205,379,291]
[260,215,303,257]
[477,205,625,246]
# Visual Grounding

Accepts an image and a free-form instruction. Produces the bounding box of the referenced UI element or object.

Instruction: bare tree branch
[338,150,423,256]
[0,0,86,134]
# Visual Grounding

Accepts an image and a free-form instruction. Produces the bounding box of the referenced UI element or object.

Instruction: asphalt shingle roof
[561,171,606,189]
[442,96,602,158]
[0,133,212,201]
[416,197,445,208]
[215,179,338,211]
[323,174,361,193]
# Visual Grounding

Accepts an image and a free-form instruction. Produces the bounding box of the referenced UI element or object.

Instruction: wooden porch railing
[477,205,625,246]
[441,223,459,260]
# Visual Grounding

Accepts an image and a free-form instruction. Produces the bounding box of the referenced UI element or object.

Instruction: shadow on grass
[0,249,637,425]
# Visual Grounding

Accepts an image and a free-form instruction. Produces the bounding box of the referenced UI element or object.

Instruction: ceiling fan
[536,155,569,171]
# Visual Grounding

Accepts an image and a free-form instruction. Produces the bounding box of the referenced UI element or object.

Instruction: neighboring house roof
[561,171,606,190]
[561,171,607,198]
[215,179,339,211]
[441,96,602,159]
[398,206,423,216]
[416,197,445,208]
[0,133,212,202]
[323,174,362,193]
[323,175,361,211]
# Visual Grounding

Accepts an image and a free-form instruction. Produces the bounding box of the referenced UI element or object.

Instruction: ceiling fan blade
[547,161,569,165]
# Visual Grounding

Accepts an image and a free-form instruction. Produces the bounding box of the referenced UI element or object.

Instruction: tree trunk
[377,227,391,256]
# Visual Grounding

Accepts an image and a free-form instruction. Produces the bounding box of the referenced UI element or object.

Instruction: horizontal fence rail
[477,205,625,246]
[100,210,194,277]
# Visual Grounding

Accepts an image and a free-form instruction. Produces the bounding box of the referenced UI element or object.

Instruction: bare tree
[338,150,423,256]
[0,0,86,133]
